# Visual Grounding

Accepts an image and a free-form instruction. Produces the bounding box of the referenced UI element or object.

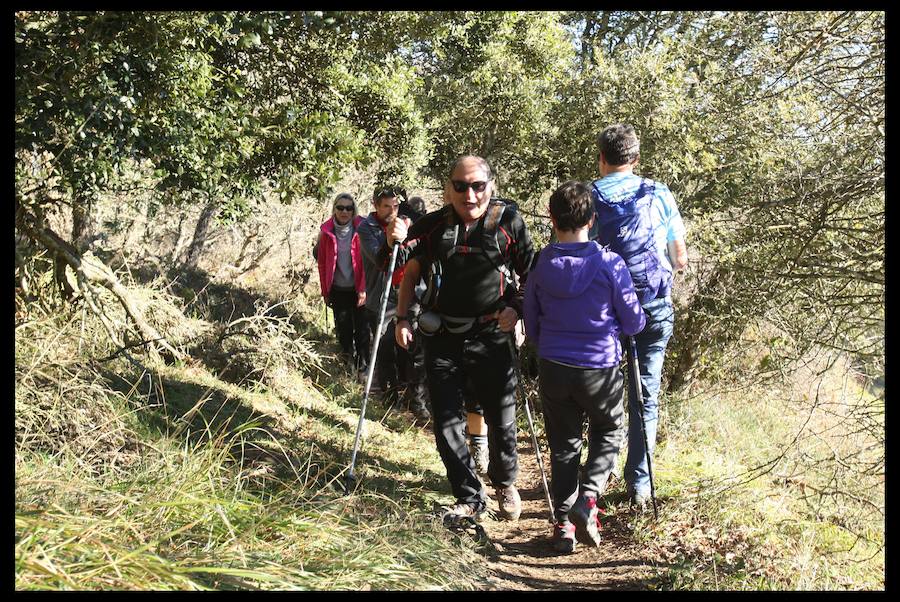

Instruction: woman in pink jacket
[314,193,369,379]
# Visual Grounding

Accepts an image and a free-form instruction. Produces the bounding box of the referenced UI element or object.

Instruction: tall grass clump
[639,353,884,591]
[16,270,486,590]
[16,421,485,590]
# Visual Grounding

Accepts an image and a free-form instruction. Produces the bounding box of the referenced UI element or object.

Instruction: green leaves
[417,11,573,198]
[15,11,883,386]
[238,32,261,48]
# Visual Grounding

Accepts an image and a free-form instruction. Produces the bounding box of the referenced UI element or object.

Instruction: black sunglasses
[451,180,490,193]
[335,205,354,211]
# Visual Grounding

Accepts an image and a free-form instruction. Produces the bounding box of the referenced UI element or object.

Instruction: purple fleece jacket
[523,240,646,369]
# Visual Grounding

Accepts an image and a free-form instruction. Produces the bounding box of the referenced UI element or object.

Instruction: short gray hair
[448,155,494,181]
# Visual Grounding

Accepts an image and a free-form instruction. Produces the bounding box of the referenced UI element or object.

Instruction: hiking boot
[570,492,602,547]
[381,382,400,407]
[495,485,522,521]
[442,501,484,521]
[551,521,577,554]
[630,491,650,512]
[470,438,489,475]
[409,399,431,421]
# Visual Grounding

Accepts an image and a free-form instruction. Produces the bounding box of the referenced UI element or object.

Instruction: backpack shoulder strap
[483,199,506,233]
[437,205,461,260]
[482,200,513,279]
[636,178,655,198]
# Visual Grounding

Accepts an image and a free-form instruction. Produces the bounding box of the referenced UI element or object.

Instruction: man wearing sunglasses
[358,186,431,422]
[385,155,536,523]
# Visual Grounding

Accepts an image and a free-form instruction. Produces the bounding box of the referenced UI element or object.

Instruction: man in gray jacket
[357,187,430,421]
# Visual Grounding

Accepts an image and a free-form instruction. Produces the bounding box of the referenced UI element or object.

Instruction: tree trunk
[169,212,189,264]
[183,198,218,269]
[286,214,298,267]
[17,210,184,362]
[71,195,96,253]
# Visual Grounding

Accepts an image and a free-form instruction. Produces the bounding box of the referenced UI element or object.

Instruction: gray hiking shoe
[630,490,650,512]
[570,492,602,547]
[496,485,522,521]
[470,439,489,475]
[552,521,577,554]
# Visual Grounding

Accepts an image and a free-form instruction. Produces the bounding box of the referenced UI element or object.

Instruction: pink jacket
[315,216,366,299]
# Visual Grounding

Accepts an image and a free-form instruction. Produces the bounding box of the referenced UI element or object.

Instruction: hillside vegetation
[16,11,883,590]
[16,182,883,590]
[16,186,492,591]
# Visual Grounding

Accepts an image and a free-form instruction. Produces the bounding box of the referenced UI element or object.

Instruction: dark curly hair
[549,180,594,232]
[373,186,405,205]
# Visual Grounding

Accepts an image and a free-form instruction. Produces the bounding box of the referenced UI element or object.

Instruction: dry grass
[15,275,487,591]
[16,174,884,591]
[642,358,884,591]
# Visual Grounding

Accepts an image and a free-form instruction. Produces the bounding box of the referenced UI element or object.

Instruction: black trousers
[423,326,518,509]
[398,313,428,407]
[538,358,625,523]
[367,307,427,405]
[329,287,370,371]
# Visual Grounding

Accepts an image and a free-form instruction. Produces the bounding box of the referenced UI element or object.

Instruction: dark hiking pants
[367,307,427,407]
[422,326,518,510]
[399,313,428,407]
[539,358,625,524]
[367,308,399,396]
[329,287,369,371]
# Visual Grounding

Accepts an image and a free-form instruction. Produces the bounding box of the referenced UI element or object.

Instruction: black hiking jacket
[378,202,535,319]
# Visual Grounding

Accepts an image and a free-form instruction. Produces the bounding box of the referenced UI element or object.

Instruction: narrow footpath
[472,433,663,591]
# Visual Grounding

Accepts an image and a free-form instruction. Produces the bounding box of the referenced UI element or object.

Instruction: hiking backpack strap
[421,206,456,308]
[423,200,514,309]
[480,200,512,282]
[441,200,510,274]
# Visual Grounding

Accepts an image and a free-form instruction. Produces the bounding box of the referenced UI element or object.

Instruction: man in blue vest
[591,124,688,510]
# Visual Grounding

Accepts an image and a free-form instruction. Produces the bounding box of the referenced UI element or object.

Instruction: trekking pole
[626,335,659,519]
[344,242,401,494]
[507,332,555,524]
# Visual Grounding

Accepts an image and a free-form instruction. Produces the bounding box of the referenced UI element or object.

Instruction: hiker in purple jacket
[523,180,645,554]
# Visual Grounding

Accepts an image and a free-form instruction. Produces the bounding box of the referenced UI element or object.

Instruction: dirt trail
[472,433,662,591]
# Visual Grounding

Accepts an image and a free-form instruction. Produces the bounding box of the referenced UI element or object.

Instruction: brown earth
[470,433,664,591]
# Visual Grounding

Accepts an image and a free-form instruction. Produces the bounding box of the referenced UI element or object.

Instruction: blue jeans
[624,297,675,497]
